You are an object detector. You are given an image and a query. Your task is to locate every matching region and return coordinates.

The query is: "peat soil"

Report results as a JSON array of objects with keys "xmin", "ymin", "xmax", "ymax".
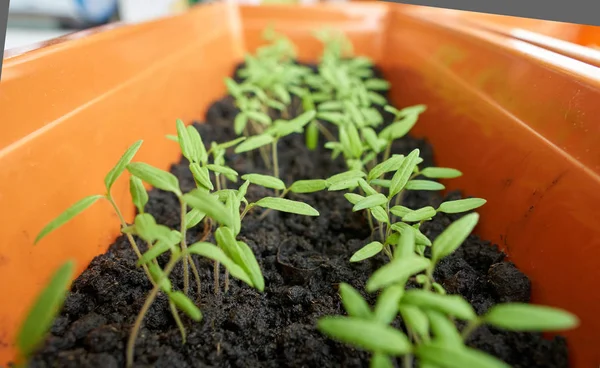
[{"xmin": 27, "ymin": 69, "xmax": 569, "ymax": 368}]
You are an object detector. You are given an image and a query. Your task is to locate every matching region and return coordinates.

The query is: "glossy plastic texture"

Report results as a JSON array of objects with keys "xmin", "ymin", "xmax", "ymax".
[
  {"xmin": 0, "ymin": 2, "xmax": 244, "ymax": 364},
  {"xmin": 1, "ymin": 2, "xmax": 599, "ymax": 367},
  {"xmin": 407, "ymin": 5, "xmax": 600, "ymax": 67},
  {"xmin": 411, "ymin": 5, "xmax": 600, "ymax": 49}
]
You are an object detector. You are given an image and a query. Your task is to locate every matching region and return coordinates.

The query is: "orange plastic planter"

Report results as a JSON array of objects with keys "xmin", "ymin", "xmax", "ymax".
[{"xmin": 1, "ymin": 2, "xmax": 599, "ymax": 366}]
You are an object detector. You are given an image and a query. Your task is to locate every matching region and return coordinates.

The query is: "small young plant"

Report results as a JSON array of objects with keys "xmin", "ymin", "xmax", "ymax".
[
  {"xmin": 318, "ymin": 215, "xmax": 580, "ymax": 368},
  {"xmin": 15, "ymin": 259, "xmax": 75, "ymax": 367},
  {"xmin": 234, "ymin": 110, "xmax": 317, "ymax": 183}
]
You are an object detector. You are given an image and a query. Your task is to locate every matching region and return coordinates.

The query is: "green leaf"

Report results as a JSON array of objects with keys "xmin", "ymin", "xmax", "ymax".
[
  {"xmin": 186, "ymin": 125, "xmax": 207, "ymax": 163},
  {"xmin": 176, "ymin": 119, "xmax": 196, "ymax": 163},
  {"xmin": 182, "ymin": 189, "xmax": 233, "ymax": 227},
  {"xmin": 370, "ymin": 353, "xmax": 394, "ymax": 368},
  {"xmin": 371, "ymin": 179, "xmax": 391, "ymax": 188},
  {"xmin": 384, "ymin": 105, "xmax": 399, "ymax": 115},
  {"xmin": 328, "ymin": 178, "xmax": 361, "ymax": 191},
  {"xmin": 35, "ymin": 195, "xmax": 103, "ymax": 244},
  {"xmin": 234, "ymin": 113, "xmax": 249, "ymax": 135},
  {"xmin": 374, "ymin": 285, "xmax": 404, "ymax": 324},
  {"xmin": 391, "ymin": 222, "xmax": 432, "ymax": 246},
  {"xmin": 104, "ymin": 140, "xmax": 143, "ymax": 192},
  {"xmin": 317, "ymin": 111, "xmax": 345, "ymax": 124},
  {"xmin": 399, "ymin": 305, "xmax": 430, "ymax": 340},
  {"xmin": 254, "ymin": 197, "xmax": 319, "ymax": 216},
  {"xmin": 415, "ymin": 344, "xmax": 510, "ymax": 368},
  {"xmin": 129, "ymin": 176, "xmax": 148, "ymax": 214},
  {"xmin": 189, "ymin": 163, "xmax": 214, "ymax": 190},
  {"xmin": 402, "ymin": 290, "xmax": 477, "ymax": 321},
  {"xmin": 420, "ymin": 167, "xmax": 462, "ymax": 179},
  {"xmin": 187, "ymin": 241, "xmax": 253, "ymax": 287},
  {"xmin": 350, "ymin": 241, "xmax": 383, "ymax": 262},
  {"xmin": 289, "ymin": 179, "xmax": 327, "ymax": 193},
  {"xmin": 185, "ymin": 208, "xmax": 206, "ymax": 230},
  {"xmin": 246, "ymin": 111, "xmax": 272, "ymax": 126},
  {"xmin": 379, "ymin": 115, "xmax": 419, "ymax": 142},
  {"xmin": 425, "ymin": 310, "xmax": 463, "ymax": 348},
  {"xmin": 289, "ymin": 109, "xmax": 317, "ymax": 128},
  {"xmin": 134, "ymin": 213, "xmax": 161, "ymax": 243},
  {"xmin": 402, "ymin": 206, "xmax": 437, "ymax": 222},
  {"xmin": 438, "ymin": 198, "xmax": 487, "ymax": 214},
  {"xmin": 169, "ymin": 291, "xmax": 202, "ymax": 321},
  {"xmin": 17, "ymin": 260, "xmax": 75, "ymax": 358},
  {"xmin": 432, "ymin": 283, "xmax": 446, "ymax": 295},
  {"xmin": 364, "ymin": 78, "xmax": 391, "ymax": 90},
  {"xmin": 366, "ymin": 255, "xmax": 430, "ymax": 292},
  {"xmin": 390, "ymin": 205, "xmax": 412, "ymax": 218},
  {"xmin": 318, "ymin": 100, "xmax": 343, "ymax": 111},
  {"xmin": 371, "ymin": 206, "xmax": 390, "ymax": 224},
  {"xmin": 237, "ymin": 240, "xmax": 265, "ymax": 292},
  {"xmin": 405, "ymin": 180, "xmax": 445, "ymax": 191},
  {"xmin": 225, "ymin": 77, "xmax": 242, "ymax": 98},
  {"xmin": 137, "ymin": 241, "xmax": 171, "ymax": 266},
  {"xmin": 483, "ymin": 303, "xmax": 579, "ymax": 331},
  {"xmin": 317, "ymin": 316, "xmax": 411, "ymax": 356},
  {"xmin": 397, "ymin": 104, "xmax": 427, "ymax": 118},
  {"xmin": 148, "ymin": 263, "xmax": 172, "ymax": 293},
  {"xmin": 353, "ymin": 193, "xmax": 387, "ymax": 212},
  {"xmin": 368, "ymin": 91, "xmax": 387, "ymax": 106},
  {"xmin": 216, "ymin": 136, "xmax": 247, "ymax": 150},
  {"xmin": 389, "ymin": 149, "xmax": 420, "ymax": 198},
  {"xmin": 368, "ymin": 155, "xmax": 405, "ymax": 182},
  {"xmin": 357, "ymin": 178, "xmax": 378, "ymax": 196},
  {"xmin": 241, "ymin": 173, "xmax": 286, "ymax": 190},
  {"xmin": 431, "ymin": 213, "xmax": 479, "ymax": 264},
  {"xmin": 362, "ymin": 127, "xmax": 386, "ymax": 153},
  {"xmin": 237, "ymin": 180, "xmax": 250, "ymax": 201},
  {"xmin": 234, "ymin": 134, "xmax": 274, "ymax": 153},
  {"xmin": 207, "ymin": 164, "xmax": 239, "ymax": 180},
  {"xmin": 166, "ymin": 134, "xmax": 179, "ymax": 142},
  {"xmin": 345, "ymin": 124, "xmax": 364, "ymax": 158},
  {"xmin": 344, "ymin": 193, "xmax": 365, "ymax": 205},
  {"xmin": 339, "ymin": 283, "xmax": 372, "ymax": 319},
  {"xmin": 127, "ymin": 162, "xmax": 181, "ymax": 196},
  {"xmin": 327, "ymin": 170, "xmax": 366, "ymax": 186},
  {"xmin": 393, "ymin": 225, "xmax": 416, "ymax": 259}
]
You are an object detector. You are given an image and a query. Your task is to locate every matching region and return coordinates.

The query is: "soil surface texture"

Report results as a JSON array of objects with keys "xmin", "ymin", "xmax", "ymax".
[{"xmin": 27, "ymin": 65, "xmax": 569, "ymax": 368}]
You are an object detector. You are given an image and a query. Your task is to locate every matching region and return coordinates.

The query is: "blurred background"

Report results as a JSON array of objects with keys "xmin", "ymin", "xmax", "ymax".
[{"xmin": 4, "ymin": 0, "xmax": 220, "ymax": 50}]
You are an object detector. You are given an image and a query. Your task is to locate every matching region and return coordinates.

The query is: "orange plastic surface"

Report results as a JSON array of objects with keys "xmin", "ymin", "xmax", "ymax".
[{"xmin": 1, "ymin": 2, "xmax": 600, "ymax": 367}]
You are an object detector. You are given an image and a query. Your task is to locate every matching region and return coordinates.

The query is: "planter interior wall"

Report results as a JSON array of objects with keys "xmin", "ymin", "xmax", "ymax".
[{"xmin": 1, "ymin": 2, "xmax": 599, "ymax": 366}]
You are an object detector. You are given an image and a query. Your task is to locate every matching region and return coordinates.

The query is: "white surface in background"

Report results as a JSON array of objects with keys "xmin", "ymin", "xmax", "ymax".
[
  {"xmin": 4, "ymin": 27, "xmax": 72, "ymax": 50},
  {"xmin": 118, "ymin": 0, "xmax": 187, "ymax": 23}
]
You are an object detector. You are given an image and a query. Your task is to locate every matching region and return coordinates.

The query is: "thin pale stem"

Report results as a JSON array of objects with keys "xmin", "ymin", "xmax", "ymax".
[
  {"xmin": 169, "ymin": 299, "xmax": 186, "ymax": 344},
  {"xmin": 224, "ymin": 269, "xmax": 230, "ymax": 293},
  {"xmin": 461, "ymin": 319, "xmax": 482, "ymax": 341},
  {"xmin": 249, "ymin": 120, "xmax": 272, "ymax": 170},
  {"xmin": 215, "ymin": 174, "xmax": 222, "ymax": 192},
  {"xmin": 126, "ymin": 255, "xmax": 179, "ymax": 368},
  {"xmin": 383, "ymin": 143, "xmax": 392, "ymax": 162},
  {"xmin": 272, "ymin": 139, "xmax": 280, "ymax": 181},
  {"xmin": 403, "ymin": 354, "xmax": 413, "ymax": 368},
  {"xmin": 367, "ymin": 211, "xmax": 375, "ymax": 237},
  {"xmin": 214, "ymin": 261, "xmax": 220, "ymax": 295},
  {"xmin": 317, "ymin": 122, "xmax": 337, "ymax": 142},
  {"xmin": 189, "ymin": 257, "xmax": 202, "ymax": 302},
  {"xmin": 179, "ymin": 199, "xmax": 190, "ymax": 295},
  {"xmin": 107, "ymin": 195, "xmax": 154, "ymax": 285},
  {"xmin": 240, "ymin": 203, "xmax": 255, "ymax": 221}
]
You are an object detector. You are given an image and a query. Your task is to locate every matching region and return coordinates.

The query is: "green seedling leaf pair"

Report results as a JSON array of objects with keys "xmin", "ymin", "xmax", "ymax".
[{"xmin": 35, "ymin": 139, "xmax": 145, "ymax": 245}]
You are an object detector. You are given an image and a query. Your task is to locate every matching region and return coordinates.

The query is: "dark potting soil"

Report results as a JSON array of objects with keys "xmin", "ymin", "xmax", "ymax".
[{"xmin": 26, "ymin": 65, "xmax": 569, "ymax": 368}]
